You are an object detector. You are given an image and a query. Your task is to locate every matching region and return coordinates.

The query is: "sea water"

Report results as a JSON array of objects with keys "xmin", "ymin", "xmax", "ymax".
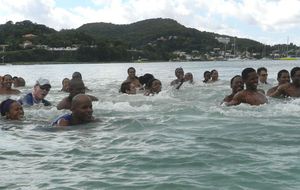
[{"xmin": 0, "ymin": 60, "xmax": 300, "ymax": 189}]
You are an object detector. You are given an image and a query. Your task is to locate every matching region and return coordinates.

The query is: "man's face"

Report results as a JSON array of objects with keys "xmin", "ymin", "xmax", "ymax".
[
  {"xmin": 231, "ymin": 77, "xmax": 244, "ymax": 93},
  {"xmin": 175, "ymin": 69, "xmax": 184, "ymax": 79},
  {"xmin": 70, "ymin": 85, "xmax": 85, "ymax": 98},
  {"xmin": 7, "ymin": 102, "xmax": 24, "ymax": 120},
  {"xmin": 128, "ymin": 69, "xmax": 136, "ymax": 79},
  {"xmin": 292, "ymin": 70, "xmax": 300, "ymax": 86},
  {"xmin": 244, "ymin": 72, "xmax": 258, "ymax": 90},
  {"xmin": 151, "ymin": 80, "xmax": 162, "ymax": 93},
  {"xmin": 278, "ymin": 72, "xmax": 290, "ymax": 85},
  {"xmin": 126, "ymin": 83, "xmax": 137, "ymax": 94},
  {"xmin": 2, "ymin": 75, "xmax": 13, "ymax": 88},
  {"xmin": 73, "ymin": 98, "xmax": 93, "ymax": 122},
  {"xmin": 211, "ymin": 71, "xmax": 218, "ymax": 80},
  {"xmin": 34, "ymin": 85, "xmax": 50, "ymax": 100},
  {"xmin": 258, "ymin": 70, "xmax": 268, "ymax": 83}
]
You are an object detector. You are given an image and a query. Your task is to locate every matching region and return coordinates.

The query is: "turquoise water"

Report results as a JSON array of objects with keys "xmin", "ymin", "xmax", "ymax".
[{"xmin": 1, "ymin": 60, "xmax": 300, "ymax": 189}]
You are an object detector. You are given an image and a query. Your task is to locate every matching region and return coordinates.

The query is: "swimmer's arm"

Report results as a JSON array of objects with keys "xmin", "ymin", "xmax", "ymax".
[
  {"xmin": 56, "ymin": 118, "xmax": 70, "ymax": 127},
  {"xmin": 266, "ymin": 87, "xmax": 276, "ymax": 96},
  {"xmin": 225, "ymin": 92, "xmax": 242, "ymax": 106},
  {"xmin": 56, "ymin": 98, "xmax": 67, "ymax": 110},
  {"xmin": 269, "ymin": 84, "xmax": 288, "ymax": 98}
]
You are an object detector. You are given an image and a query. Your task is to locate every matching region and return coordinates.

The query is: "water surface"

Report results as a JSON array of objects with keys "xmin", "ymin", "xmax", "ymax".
[{"xmin": 1, "ymin": 60, "xmax": 300, "ymax": 189}]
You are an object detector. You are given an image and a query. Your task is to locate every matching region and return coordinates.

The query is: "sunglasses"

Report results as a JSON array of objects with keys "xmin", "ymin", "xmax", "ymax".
[{"xmin": 39, "ymin": 85, "xmax": 51, "ymax": 91}]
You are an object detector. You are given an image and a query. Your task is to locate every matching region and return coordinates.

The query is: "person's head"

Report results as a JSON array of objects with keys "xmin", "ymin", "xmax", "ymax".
[
  {"xmin": 61, "ymin": 78, "xmax": 70, "ymax": 92},
  {"xmin": 257, "ymin": 67, "xmax": 268, "ymax": 83},
  {"xmin": 139, "ymin": 73, "xmax": 154, "ymax": 86},
  {"xmin": 230, "ymin": 75, "xmax": 244, "ymax": 93},
  {"xmin": 127, "ymin": 67, "xmax": 136, "ymax": 79},
  {"xmin": 210, "ymin": 70, "xmax": 219, "ymax": 81},
  {"xmin": 72, "ymin": 72, "xmax": 82, "ymax": 80},
  {"xmin": 175, "ymin": 67, "xmax": 184, "ymax": 80},
  {"xmin": 0, "ymin": 99, "xmax": 24, "ymax": 120},
  {"xmin": 12, "ymin": 76, "xmax": 18, "ymax": 86},
  {"xmin": 69, "ymin": 79, "xmax": 86, "ymax": 99},
  {"xmin": 2, "ymin": 74, "xmax": 13, "ymax": 89},
  {"xmin": 203, "ymin": 71, "xmax": 211, "ymax": 82},
  {"xmin": 148, "ymin": 78, "xmax": 162, "ymax": 94},
  {"xmin": 184, "ymin": 72, "xmax": 193, "ymax": 83},
  {"xmin": 277, "ymin": 69, "xmax": 290, "ymax": 85},
  {"xmin": 17, "ymin": 77, "xmax": 25, "ymax": 87},
  {"xmin": 290, "ymin": 67, "xmax": 300, "ymax": 86},
  {"xmin": 120, "ymin": 81, "xmax": 137, "ymax": 94},
  {"xmin": 71, "ymin": 94, "xmax": 93, "ymax": 123},
  {"xmin": 242, "ymin": 68, "xmax": 258, "ymax": 90},
  {"xmin": 33, "ymin": 78, "xmax": 51, "ymax": 100},
  {"xmin": 13, "ymin": 77, "xmax": 25, "ymax": 87}
]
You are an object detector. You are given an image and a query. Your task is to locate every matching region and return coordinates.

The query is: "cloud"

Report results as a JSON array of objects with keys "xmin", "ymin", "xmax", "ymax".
[{"xmin": 1, "ymin": 0, "xmax": 300, "ymax": 44}]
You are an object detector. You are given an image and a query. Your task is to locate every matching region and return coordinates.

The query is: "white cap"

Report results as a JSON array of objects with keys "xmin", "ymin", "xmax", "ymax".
[{"xmin": 36, "ymin": 78, "xmax": 51, "ymax": 87}]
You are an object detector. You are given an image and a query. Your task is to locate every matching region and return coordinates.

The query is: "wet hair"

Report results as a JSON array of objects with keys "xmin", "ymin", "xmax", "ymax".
[
  {"xmin": 17, "ymin": 77, "xmax": 25, "ymax": 86},
  {"xmin": 62, "ymin": 78, "xmax": 70, "ymax": 85},
  {"xmin": 290, "ymin": 67, "xmax": 300, "ymax": 77},
  {"xmin": 242, "ymin": 68, "xmax": 256, "ymax": 80},
  {"xmin": 72, "ymin": 72, "xmax": 82, "ymax": 79},
  {"xmin": 127, "ymin": 67, "xmax": 135, "ymax": 73},
  {"xmin": 203, "ymin": 71, "xmax": 210, "ymax": 77},
  {"xmin": 175, "ymin": 67, "xmax": 183, "ymax": 73},
  {"xmin": 3, "ymin": 74, "xmax": 12, "ymax": 80},
  {"xmin": 277, "ymin": 69, "xmax": 289, "ymax": 79},
  {"xmin": 120, "ymin": 81, "xmax": 132, "ymax": 93},
  {"xmin": 211, "ymin": 69, "xmax": 217, "ymax": 74},
  {"xmin": 139, "ymin": 73, "xmax": 154, "ymax": 86},
  {"xmin": 257, "ymin": 67, "xmax": 267, "ymax": 75},
  {"xmin": 146, "ymin": 78, "xmax": 161, "ymax": 89},
  {"xmin": 230, "ymin": 75, "xmax": 242, "ymax": 85},
  {"xmin": 0, "ymin": 99, "xmax": 16, "ymax": 116}
]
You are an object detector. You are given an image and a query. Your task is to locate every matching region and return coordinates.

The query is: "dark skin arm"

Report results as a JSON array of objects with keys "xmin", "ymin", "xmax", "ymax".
[{"xmin": 226, "ymin": 92, "xmax": 243, "ymax": 106}]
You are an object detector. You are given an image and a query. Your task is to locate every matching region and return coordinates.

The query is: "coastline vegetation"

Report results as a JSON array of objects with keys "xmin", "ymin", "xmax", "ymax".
[{"xmin": 0, "ymin": 19, "xmax": 299, "ymax": 64}]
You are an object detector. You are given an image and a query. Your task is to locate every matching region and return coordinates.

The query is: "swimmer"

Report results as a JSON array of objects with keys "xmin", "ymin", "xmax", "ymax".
[
  {"xmin": 0, "ymin": 99, "xmax": 24, "ymax": 120},
  {"xmin": 139, "ymin": 73, "xmax": 154, "ymax": 90},
  {"xmin": 267, "ymin": 69, "xmax": 290, "ymax": 97},
  {"xmin": 57, "ymin": 79, "xmax": 98, "ymax": 110},
  {"xmin": 171, "ymin": 67, "xmax": 184, "ymax": 86},
  {"xmin": 18, "ymin": 78, "xmax": 51, "ymax": 106},
  {"xmin": 120, "ymin": 81, "xmax": 137, "ymax": 94},
  {"xmin": 72, "ymin": 72, "xmax": 82, "ymax": 80},
  {"xmin": 0, "ymin": 74, "xmax": 21, "ymax": 95},
  {"xmin": 223, "ymin": 75, "xmax": 244, "ymax": 103},
  {"xmin": 144, "ymin": 79, "xmax": 162, "ymax": 96},
  {"xmin": 257, "ymin": 67, "xmax": 269, "ymax": 84},
  {"xmin": 226, "ymin": 68, "xmax": 268, "ymax": 106},
  {"xmin": 61, "ymin": 78, "xmax": 70, "ymax": 92},
  {"xmin": 52, "ymin": 94, "xmax": 95, "ymax": 127},
  {"xmin": 124, "ymin": 67, "xmax": 142, "ymax": 89},
  {"xmin": 184, "ymin": 72, "xmax": 194, "ymax": 84},
  {"xmin": 269, "ymin": 67, "xmax": 300, "ymax": 98},
  {"xmin": 208, "ymin": 70, "xmax": 219, "ymax": 83},
  {"xmin": 203, "ymin": 71, "xmax": 211, "ymax": 83}
]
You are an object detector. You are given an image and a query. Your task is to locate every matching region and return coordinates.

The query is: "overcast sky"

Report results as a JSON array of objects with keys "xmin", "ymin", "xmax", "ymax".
[{"xmin": 1, "ymin": 0, "xmax": 300, "ymax": 45}]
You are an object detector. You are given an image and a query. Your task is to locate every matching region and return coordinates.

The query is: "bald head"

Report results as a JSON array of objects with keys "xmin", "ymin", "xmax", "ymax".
[{"xmin": 71, "ymin": 94, "xmax": 91, "ymax": 109}]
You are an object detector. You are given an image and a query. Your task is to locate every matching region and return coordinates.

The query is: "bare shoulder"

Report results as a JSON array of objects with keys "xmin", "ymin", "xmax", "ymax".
[{"xmin": 57, "ymin": 118, "xmax": 70, "ymax": 127}]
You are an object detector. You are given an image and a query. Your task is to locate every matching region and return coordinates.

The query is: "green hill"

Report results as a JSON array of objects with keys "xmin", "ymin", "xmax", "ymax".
[{"xmin": 0, "ymin": 18, "xmax": 274, "ymax": 62}]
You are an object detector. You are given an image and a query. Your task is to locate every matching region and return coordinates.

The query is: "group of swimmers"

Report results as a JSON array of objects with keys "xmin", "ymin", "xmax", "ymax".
[
  {"xmin": 0, "ymin": 72, "xmax": 97, "ymax": 127},
  {"xmin": 119, "ymin": 66, "xmax": 300, "ymax": 107},
  {"xmin": 0, "ymin": 66, "xmax": 300, "ymax": 127}
]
